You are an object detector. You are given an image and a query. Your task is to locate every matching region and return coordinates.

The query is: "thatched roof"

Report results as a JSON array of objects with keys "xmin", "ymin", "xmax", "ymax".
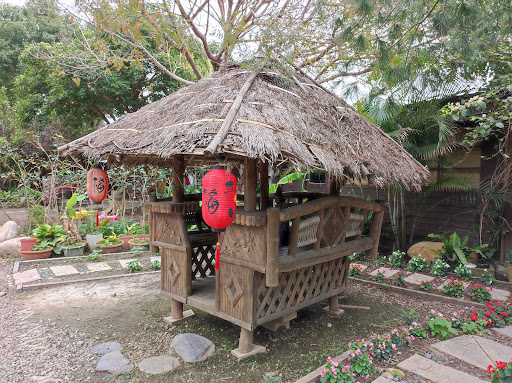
[{"xmin": 58, "ymin": 65, "xmax": 428, "ymax": 190}]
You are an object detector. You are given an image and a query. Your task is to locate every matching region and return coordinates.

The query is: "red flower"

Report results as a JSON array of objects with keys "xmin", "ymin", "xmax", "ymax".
[
  {"xmin": 488, "ymin": 365, "xmax": 496, "ymax": 374},
  {"xmin": 485, "ymin": 312, "xmax": 491, "ymax": 316},
  {"xmin": 496, "ymin": 361, "xmax": 508, "ymax": 369}
]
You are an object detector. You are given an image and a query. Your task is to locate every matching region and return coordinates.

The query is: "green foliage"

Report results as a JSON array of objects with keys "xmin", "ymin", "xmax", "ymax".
[
  {"xmin": 400, "ymin": 308, "xmax": 420, "ymax": 325},
  {"xmin": 374, "ymin": 256, "xmax": 386, "ymax": 266},
  {"xmin": 31, "ymin": 223, "xmax": 66, "ymax": 253},
  {"xmin": 407, "ymin": 256, "xmax": 428, "ymax": 272},
  {"xmin": 442, "ymin": 278, "xmax": 465, "ymax": 298},
  {"xmin": 480, "ymin": 269, "xmax": 497, "ymax": 286},
  {"xmin": 461, "ymin": 320, "xmax": 485, "ymax": 335},
  {"xmin": 96, "ymin": 235, "xmax": 122, "ymax": 248},
  {"xmin": 428, "ymin": 232, "xmax": 488, "ymax": 266},
  {"xmin": 430, "ymin": 258, "xmax": 450, "ymax": 276},
  {"xmin": 454, "ymin": 263, "xmax": 473, "ymax": 281},
  {"xmin": 419, "ymin": 281, "xmax": 434, "ymax": 291},
  {"xmin": 468, "ymin": 283, "xmax": 492, "ymax": 303},
  {"xmin": 320, "ymin": 359, "xmax": 355, "ymax": 383},
  {"xmin": 33, "ymin": 242, "xmax": 52, "ymax": 251},
  {"xmin": 269, "ymin": 171, "xmax": 307, "ymax": 194},
  {"xmin": 488, "ymin": 361, "xmax": 512, "ymax": 383},
  {"xmin": 374, "ymin": 271, "xmax": 385, "ymax": 282},
  {"xmin": 86, "ymin": 251, "xmax": 102, "ymax": 262},
  {"xmin": 348, "ymin": 264, "xmax": 363, "ymax": 277},
  {"xmin": 408, "ymin": 322, "xmax": 427, "ymax": 339},
  {"xmin": 370, "ymin": 334, "xmax": 395, "ymax": 360},
  {"xmin": 348, "ymin": 340, "xmax": 376, "ymax": 376},
  {"xmin": 394, "ymin": 272, "xmax": 405, "ymax": 286},
  {"xmin": 426, "ymin": 315, "xmax": 458, "ymax": 340},
  {"xmin": 150, "ymin": 260, "xmax": 161, "ymax": 270},
  {"xmin": 349, "ymin": 251, "xmax": 366, "ymax": 262},
  {"xmin": 388, "ymin": 250, "xmax": 404, "ymax": 268},
  {"xmin": 127, "ymin": 259, "xmax": 143, "ymax": 273}
]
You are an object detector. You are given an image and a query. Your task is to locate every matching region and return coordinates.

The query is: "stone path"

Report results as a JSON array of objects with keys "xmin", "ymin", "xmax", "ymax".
[
  {"xmin": 369, "ymin": 267, "xmax": 399, "ymax": 279},
  {"xmin": 371, "ymin": 326, "xmax": 512, "ymax": 383}
]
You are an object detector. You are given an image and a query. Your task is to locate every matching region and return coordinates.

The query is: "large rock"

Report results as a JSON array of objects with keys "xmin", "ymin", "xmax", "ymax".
[
  {"xmin": 0, "ymin": 237, "xmax": 28, "ymax": 257},
  {"xmin": 407, "ymin": 241, "xmax": 444, "ymax": 263},
  {"xmin": 91, "ymin": 341, "xmax": 123, "ymax": 355},
  {"xmin": 0, "ymin": 221, "xmax": 19, "ymax": 243},
  {"xmin": 139, "ymin": 355, "xmax": 180, "ymax": 374},
  {"xmin": 96, "ymin": 351, "xmax": 133, "ymax": 375},
  {"xmin": 170, "ymin": 333, "xmax": 215, "ymax": 363}
]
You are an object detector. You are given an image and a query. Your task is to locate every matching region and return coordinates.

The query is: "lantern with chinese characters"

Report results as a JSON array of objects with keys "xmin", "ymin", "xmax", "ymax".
[
  {"xmin": 202, "ymin": 166, "xmax": 237, "ymax": 270},
  {"xmin": 87, "ymin": 166, "xmax": 109, "ymax": 203}
]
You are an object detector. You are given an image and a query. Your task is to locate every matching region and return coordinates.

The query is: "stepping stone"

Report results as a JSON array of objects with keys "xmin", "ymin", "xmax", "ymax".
[
  {"xmin": 96, "ymin": 351, "xmax": 133, "ymax": 375},
  {"xmin": 437, "ymin": 279, "xmax": 469, "ymax": 291},
  {"xmin": 398, "ymin": 354, "xmax": 486, "ymax": 383},
  {"xmin": 91, "ymin": 341, "xmax": 123, "ymax": 355},
  {"xmin": 432, "ymin": 335, "xmax": 512, "ymax": 371},
  {"xmin": 349, "ymin": 263, "xmax": 367, "ymax": 271},
  {"xmin": 490, "ymin": 287, "xmax": 510, "ymax": 302},
  {"xmin": 119, "ymin": 259, "xmax": 137, "ymax": 268},
  {"xmin": 139, "ymin": 355, "xmax": 180, "ymax": 375},
  {"xmin": 404, "ymin": 273, "xmax": 434, "ymax": 285},
  {"xmin": 13, "ymin": 269, "xmax": 41, "ymax": 284},
  {"xmin": 86, "ymin": 262, "xmax": 112, "ymax": 272},
  {"xmin": 50, "ymin": 265, "xmax": 79, "ymax": 277},
  {"xmin": 371, "ymin": 377, "xmax": 394, "ymax": 383},
  {"xmin": 369, "ymin": 267, "xmax": 398, "ymax": 279},
  {"xmin": 494, "ymin": 326, "xmax": 512, "ymax": 338},
  {"xmin": 150, "ymin": 256, "xmax": 161, "ymax": 263},
  {"xmin": 170, "ymin": 333, "xmax": 215, "ymax": 363}
]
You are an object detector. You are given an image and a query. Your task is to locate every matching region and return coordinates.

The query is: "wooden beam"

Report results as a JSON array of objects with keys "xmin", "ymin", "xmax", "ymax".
[
  {"xmin": 366, "ymin": 200, "xmax": 386, "ymax": 258},
  {"xmin": 244, "ymin": 158, "xmax": 257, "ymax": 211},
  {"xmin": 204, "ymin": 72, "xmax": 259, "ymax": 157},
  {"xmin": 259, "ymin": 160, "xmax": 269, "ymax": 210},
  {"xmin": 266, "ymin": 208, "xmax": 280, "ymax": 287},
  {"xmin": 172, "ymin": 155, "xmax": 185, "ymax": 203},
  {"xmin": 148, "ymin": 195, "xmax": 158, "ymax": 253}
]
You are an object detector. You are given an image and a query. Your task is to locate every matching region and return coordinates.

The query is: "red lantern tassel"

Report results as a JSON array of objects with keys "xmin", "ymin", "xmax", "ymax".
[
  {"xmin": 96, "ymin": 211, "xmax": 99, "ymax": 226},
  {"xmin": 215, "ymin": 233, "xmax": 220, "ymax": 270}
]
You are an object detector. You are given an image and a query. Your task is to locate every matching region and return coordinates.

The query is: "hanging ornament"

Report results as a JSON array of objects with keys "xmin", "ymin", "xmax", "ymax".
[
  {"xmin": 202, "ymin": 166, "xmax": 237, "ymax": 270},
  {"xmin": 87, "ymin": 166, "xmax": 109, "ymax": 203}
]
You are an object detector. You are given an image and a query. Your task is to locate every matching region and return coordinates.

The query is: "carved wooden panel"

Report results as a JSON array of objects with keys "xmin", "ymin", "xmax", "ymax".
[
  {"xmin": 255, "ymin": 256, "xmax": 348, "ymax": 322},
  {"xmin": 321, "ymin": 207, "xmax": 349, "ymax": 247},
  {"xmin": 220, "ymin": 224, "xmax": 266, "ymax": 269},
  {"xmin": 154, "ymin": 213, "xmax": 184, "ymax": 245},
  {"xmin": 219, "ymin": 263, "xmax": 253, "ymax": 325},
  {"xmin": 161, "ymin": 247, "xmax": 191, "ymax": 298}
]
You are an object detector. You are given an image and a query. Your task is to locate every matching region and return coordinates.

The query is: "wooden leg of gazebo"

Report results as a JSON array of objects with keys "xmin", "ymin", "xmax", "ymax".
[
  {"xmin": 163, "ymin": 299, "xmax": 195, "ymax": 325},
  {"xmin": 231, "ymin": 328, "xmax": 266, "ymax": 360},
  {"xmin": 323, "ymin": 295, "xmax": 345, "ymax": 317}
]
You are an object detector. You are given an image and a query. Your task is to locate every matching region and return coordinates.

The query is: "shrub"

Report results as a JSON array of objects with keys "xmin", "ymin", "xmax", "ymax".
[
  {"xmin": 375, "ymin": 270, "xmax": 385, "ymax": 282},
  {"xmin": 407, "ymin": 256, "xmax": 428, "ymax": 272},
  {"xmin": 127, "ymin": 259, "xmax": 143, "ymax": 273},
  {"xmin": 370, "ymin": 333, "xmax": 395, "ymax": 360},
  {"xmin": 390, "ymin": 328, "xmax": 410, "ymax": 347},
  {"xmin": 431, "ymin": 258, "xmax": 450, "ymax": 276},
  {"xmin": 320, "ymin": 357, "xmax": 356, "ymax": 383},
  {"xmin": 468, "ymin": 283, "xmax": 493, "ymax": 303},
  {"xmin": 348, "ymin": 340, "xmax": 376, "ymax": 376},
  {"xmin": 419, "ymin": 280, "xmax": 433, "ymax": 291},
  {"xmin": 388, "ymin": 250, "xmax": 405, "ymax": 268},
  {"xmin": 426, "ymin": 311, "xmax": 458, "ymax": 340},
  {"xmin": 454, "ymin": 263, "xmax": 472, "ymax": 280},
  {"xmin": 442, "ymin": 278, "xmax": 465, "ymax": 298},
  {"xmin": 408, "ymin": 322, "xmax": 427, "ymax": 339},
  {"xmin": 151, "ymin": 260, "xmax": 161, "ymax": 270},
  {"xmin": 349, "ymin": 251, "xmax": 366, "ymax": 262},
  {"xmin": 400, "ymin": 308, "xmax": 420, "ymax": 325},
  {"xmin": 481, "ymin": 269, "xmax": 496, "ymax": 286},
  {"xmin": 349, "ymin": 264, "xmax": 363, "ymax": 277},
  {"xmin": 394, "ymin": 272, "xmax": 405, "ymax": 286}
]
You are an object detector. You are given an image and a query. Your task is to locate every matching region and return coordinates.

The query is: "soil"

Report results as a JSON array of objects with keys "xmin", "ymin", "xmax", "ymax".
[{"xmin": 0, "ymin": 251, "xmax": 494, "ymax": 383}]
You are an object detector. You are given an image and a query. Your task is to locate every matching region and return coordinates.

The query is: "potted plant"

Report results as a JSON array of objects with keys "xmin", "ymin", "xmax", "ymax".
[
  {"xmin": 19, "ymin": 242, "xmax": 53, "ymax": 260},
  {"xmin": 95, "ymin": 234, "xmax": 124, "ymax": 254},
  {"xmin": 124, "ymin": 222, "xmax": 150, "ymax": 251},
  {"xmin": 30, "ymin": 223, "xmax": 67, "ymax": 255},
  {"xmin": 19, "ymin": 237, "xmax": 37, "ymax": 251},
  {"xmin": 85, "ymin": 211, "xmax": 117, "ymax": 250},
  {"xmin": 61, "ymin": 193, "xmax": 88, "ymax": 257}
]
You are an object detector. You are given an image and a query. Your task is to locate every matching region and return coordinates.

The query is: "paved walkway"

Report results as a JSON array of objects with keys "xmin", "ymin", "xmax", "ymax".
[{"xmin": 371, "ymin": 326, "xmax": 512, "ymax": 382}]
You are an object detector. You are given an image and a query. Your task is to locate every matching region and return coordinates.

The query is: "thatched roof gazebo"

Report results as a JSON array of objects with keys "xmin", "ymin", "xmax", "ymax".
[{"xmin": 58, "ymin": 65, "xmax": 428, "ymax": 359}]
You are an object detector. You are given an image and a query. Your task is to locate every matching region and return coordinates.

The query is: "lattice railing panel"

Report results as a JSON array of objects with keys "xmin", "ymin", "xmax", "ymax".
[
  {"xmin": 255, "ymin": 257, "xmax": 347, "ymax": 320},
  {"xmin": 191, "ymin": 244, "xmax": 216, "ymax": 279}
]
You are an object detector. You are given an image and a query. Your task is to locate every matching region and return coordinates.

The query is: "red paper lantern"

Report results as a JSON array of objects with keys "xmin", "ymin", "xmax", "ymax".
[
  {"xmin": 202, "ymin": 166, "xmax": 237, "ymax": 270},
  {"xmin": 87, "ymin": 166, "xmax": 109, "ymax": 203}
]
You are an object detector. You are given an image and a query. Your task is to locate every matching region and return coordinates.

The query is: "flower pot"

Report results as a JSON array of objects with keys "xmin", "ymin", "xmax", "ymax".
[
  {"xmin": 118, "ymin": 235, "xmax": 134, "ymax": 250},
  {"xmin": 19, "ymin": 247, "xmax": 53, "ymax": 261},
  {"xmin": 86, "ymin": 233, "xmax": 103, "ymax": 250},
  {"xmin": 61, "ymin": 241, "xmax": 86, "ymax": 257},
  {"xmin": 128, "ymin": 239, "xmax": 150, "ymax": 251},
  {"xmin": 20, "ymin": 238, "xmax": 37, "ymax": 251},
  {"xmin": 95, "ymin": 240, "xmax": 125, "ymax": 254}
]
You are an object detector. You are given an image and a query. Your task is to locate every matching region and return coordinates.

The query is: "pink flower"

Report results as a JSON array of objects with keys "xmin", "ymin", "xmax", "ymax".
[
  {"xmin": 333, "ymin": 360, "xmax": 339, "ymax": 367},
  {"xmin": 355, "ymin": 348, "xmax": 362, "ymax": 356},
  {"xmin": 392, "ymin": 344, "xmax": 397, "ymax": 350}
]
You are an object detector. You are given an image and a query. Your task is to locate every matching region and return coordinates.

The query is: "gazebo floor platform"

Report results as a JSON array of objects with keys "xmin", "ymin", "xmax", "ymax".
[{"xmin": 188, "ymin": 276, "xmax": 216, "ymax": 313}]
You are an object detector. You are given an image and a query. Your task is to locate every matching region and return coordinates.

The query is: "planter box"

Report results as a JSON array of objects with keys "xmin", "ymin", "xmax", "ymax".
[
  {"xmin": 96, "ymin": 240, "xmax": 125, "ymax": 254},
  {"xmin": 19, "ymin": 247, "xmax": 53, "ymax": 261},
  {"xmin": 61, "ymin": 241, "xmax": 86, "ymax": 257}
]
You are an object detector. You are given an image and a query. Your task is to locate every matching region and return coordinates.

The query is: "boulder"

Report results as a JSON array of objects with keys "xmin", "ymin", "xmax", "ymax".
[
  {"xmin": 91, "ymin": 341, "xmax": 123, "ymax": 355},
  {"xmin": 0, "ymin": 237, "xmax": 28, "ymax": 257},
  {"xmin": 139, "ymin": 355, "xmax": 180, "ymax": 374},
  {"xmin": 407, "ymin": 241, "xmax": 444, "ymax": 263},
  {"xmin": 0, "ymin": 221, "xmax": 19, "ymax": 243},
  {"xmin": 170, "ymin": 333, "xmax": 215, "ymax": 363},
  {"xmin": 96, "ymin": 351, "xmax": 133, "ymax": 375}
]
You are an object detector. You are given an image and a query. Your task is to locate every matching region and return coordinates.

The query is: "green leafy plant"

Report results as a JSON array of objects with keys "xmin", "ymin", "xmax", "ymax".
[
  {"xmin": 32, "ymin": 243, "xmax": 52, "ymax": 251},
  {"xmin": 262, "ymin": 372, "xmax": 282, "ymax": 383},
  {"xmin": 86, "ymin": 250, "xmax": 102, "ymax": 262},
  {"xmin": 96, "ymin": 235, "xmax": 122, "ymax": 248},
  {"xmin": 127, "ymin": 259, "xmax": 143, "ymax": 273},
  {"xmin": 428, "ymin": 232, "xmax": 488, "ymax": 266},
  {"xmin": 348, "ymin": 340, "xmax": 376, "ymax": 376},
  {"xmin": 320, "ymin": 357, "xmax": 356, "ymax": 383},
  {"xmin": 374, "ymin": 256, "xmax": 386, "ymax": 266},
  {"xmin": 408, "ymin": 322, "xmax": 427, "ymax": 339},
  {"xmin": 349, "ymin": 251, "xmax": 366, "ymax": 262},
  {"xmin": 31, "ymin": 223, "xmax": 67, "ymax": 254},
  {"xmin": 388, "ymin": 250, "xmax": 405, "ymax": 268},
  {"xmin": 481, "ymin": 269, "xmax": 496, "ymax": 286},
  {"xmin": 390, "ymin": 328, "xmax": 410, "ymax": 347},
  {"xmin": 431, "ymin": 258, "xmax": 450, "ymax": 276},
  {"xmin": 349, "ymin": 264, "xmax": 363, "ymax": 277},
  {"xmin": 131, "ymin": 246, "xmax": 145, "ymax": 257},
  {"xmin": 468, "ymin": 283, "xmax": 493, "ymax": 303},
  {"xmin": 442, "ymin": 277, "xmax": 465, "ymax": 298},
  {"xmin": 370, "ymin": 333, "xmax": 395, "ymax": 360},
  {"xmin": 407, "ymin": 256, "xmax": 428, "ymax": 272},
  {"xmin": 151, "ymin": 260, "xmax": 161, "ymax": 270},
  {"xmin": 461, "ymin": 320, "xmax": 486, "ymax": 334},
  {"xmin": 374, "ymin": 270, "xmax": 385, "ymax": 282},
  {"xmin": 454, "ymin": 263, "xmax": 472, "ymax": 280},
  {"xmin": 488, "ymin": 361, "xmax": 512, "ymax": 383},
  {"xmin": 419, "ymin": 280, "xmax": 434, "ymax": 291},
  {"xmin": 426, "ymin": 311, "xmax": 458, "ymax": 340},
  {"xmin": 394, "ymin": 272, "xmax": 405, "ymax": 286},
  {"xmin": 400, "ymin": 308, "xmax": 420, "ymax": 325}
]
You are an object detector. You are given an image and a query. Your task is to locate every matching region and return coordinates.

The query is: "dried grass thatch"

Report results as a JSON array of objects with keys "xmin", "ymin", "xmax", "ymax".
[{"xmin": 58, "ymin": 65, "xmax": 428, "ymax": 190}]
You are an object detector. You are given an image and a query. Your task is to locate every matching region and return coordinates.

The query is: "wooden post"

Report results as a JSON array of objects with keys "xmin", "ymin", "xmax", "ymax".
[
  {"xmin": 172, "ymin": 155, "xmax": 184, "ymax": 203},
  {"xmin": 259, "ymin": 160, "xmax": 269, "ymax": 211},
  {"xmin": 366, "ymin": 200, "xmax": 386, "ymax": 258},
  {"xmin": 329, "ymin": 295, "xmax": 339, "ymax": 311},
  {"xmin": 171, "ymin": 299, "xmax": 183, "ymax": 320},
  {"xmin": 314, "ymin": 208, "xmax": 324, "ymax": 250},
  {"xmin": 329, "ymin": 176, "xmax": 341, "ymax": 196},
  {"xmin": 288, "ymin": 217, "xmax": 300, "ymax": 256},
  {"xmin": 239, "ymin": 328, "xmax": 253, "ymax": 354},
  {"xmin": 266, "ymin": 207, "xmax": 280, "ymax": 287},
  {"xmin": 148, "ymin": 195, "xmax": 158, "ymax": 254},
  {"xmin": 244, "ymin": 158, "xmax": 257, "ymax": 211}
]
